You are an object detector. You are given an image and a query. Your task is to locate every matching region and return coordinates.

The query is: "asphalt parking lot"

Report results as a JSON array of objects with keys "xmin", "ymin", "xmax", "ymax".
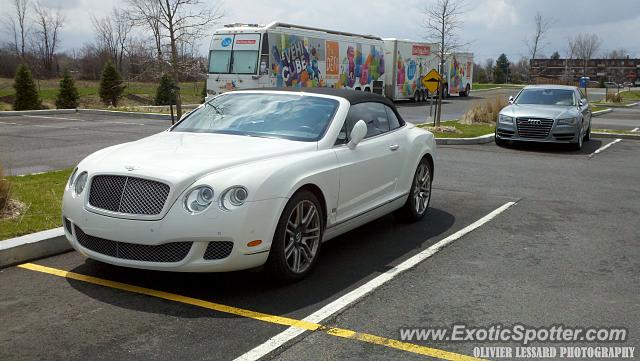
[
  {"xmin": 0, "ymin": 112, "xmax": 171, "ymax": 175},
  {"xmin": 2, "ymin": 115, "xmax": 639, "ymax": 360}
]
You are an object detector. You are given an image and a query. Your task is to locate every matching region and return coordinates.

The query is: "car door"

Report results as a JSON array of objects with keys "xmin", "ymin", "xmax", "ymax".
[{"xmin": 333, "ymin": 102, "xmax": 407, "ymax": 223}]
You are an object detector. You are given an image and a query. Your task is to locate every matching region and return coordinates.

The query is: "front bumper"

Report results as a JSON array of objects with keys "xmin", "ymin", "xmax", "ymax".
[
  {"xmin": 62, "ymin": 191, "xmax": 287, "ymax": 272},
  {"xmin": 496, "ymin": 120, "xmax": 581, "ymax": 143}
]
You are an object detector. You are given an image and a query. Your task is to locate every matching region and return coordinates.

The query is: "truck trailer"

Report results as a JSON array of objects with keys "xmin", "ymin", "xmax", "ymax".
[
  {"xmin": 206, "ymin": 22, "xmax": 386, "ymax": 98},
  {"xmin": 382, "ymin": 39, "xmax": 440, "ymax": 101},
  {"xmin": 441, "ymin": 52, "xmax": 474, "ymax": 98}
]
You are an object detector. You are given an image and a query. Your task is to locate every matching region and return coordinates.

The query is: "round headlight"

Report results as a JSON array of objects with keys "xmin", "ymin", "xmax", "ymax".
[
  {"xmin": 74, "ymin": 172, "xmax": 88, "ymax": 195},
  {"xmin": 67, "ymin": 168, "xmax": 78, "ymax": 190},
  {"xmin": 220, "ymin": 186, "xmax": 248, "ymax": 211},
  {"xmin": 184, "ymin": 185, "xmax": 214, "ymax": 214}
]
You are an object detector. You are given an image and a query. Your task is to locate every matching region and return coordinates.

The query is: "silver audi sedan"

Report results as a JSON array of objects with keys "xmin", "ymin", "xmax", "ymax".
[{"xmin": 495, "ymin": 85, "xmax": 592, "ymax": 150}]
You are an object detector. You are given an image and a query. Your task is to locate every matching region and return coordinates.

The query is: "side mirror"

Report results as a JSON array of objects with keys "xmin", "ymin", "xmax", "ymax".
[
  {"xmin": 348, "ymin": 120, "xmax": 367, "ymax": 149},
  {"xmin": 508, "ymin": 96, "xmax": 514, "ymax": 104},
  {"xmin": 579, "ymin": 99, "xmax": 585, "ymax": 107}
]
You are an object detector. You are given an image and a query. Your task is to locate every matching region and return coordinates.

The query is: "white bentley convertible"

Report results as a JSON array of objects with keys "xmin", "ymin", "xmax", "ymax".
[{"xmin": 62, "ymin": 89, "xmax": 436, "ymax": 281}]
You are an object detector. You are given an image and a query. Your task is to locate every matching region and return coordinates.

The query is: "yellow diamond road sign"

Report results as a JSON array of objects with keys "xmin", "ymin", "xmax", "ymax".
[{"xmin": 421, "ymin": 69, "xmax": 442, "ymax": 93}]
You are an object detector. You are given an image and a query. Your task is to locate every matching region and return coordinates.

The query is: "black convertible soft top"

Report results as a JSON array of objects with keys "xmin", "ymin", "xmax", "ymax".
[{"xmin": 244, "ymin": 87, "xmax": 396, "ymax": 107}]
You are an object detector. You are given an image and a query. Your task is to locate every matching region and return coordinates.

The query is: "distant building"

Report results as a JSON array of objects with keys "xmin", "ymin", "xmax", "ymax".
[{"xmin": 530, "ymin": 58, "xmax": 640, "ymax": 84}]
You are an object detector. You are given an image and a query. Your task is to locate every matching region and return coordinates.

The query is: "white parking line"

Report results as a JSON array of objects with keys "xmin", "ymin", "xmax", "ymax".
[
  {"xmin": 234, "ymin": 201, "xmax": 517, "ymax": 361},
  {"xmin": 589, "ymin": 139, "xmax": 622, "ymax": 159},
  {"xmin": 632, "ymin": 128, "xmax": 639, "ymax": 132},
  {"xmin": 22, "ymin": 115, "xmax": 86, "ymax": 121},
  {"xmin": 0, "ymin": 121, "xmax": 18, "ymax": 125}
]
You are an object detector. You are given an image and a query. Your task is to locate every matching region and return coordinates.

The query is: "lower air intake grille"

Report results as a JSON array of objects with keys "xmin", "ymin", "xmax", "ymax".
[
  {"xmin": 75, "ymin": 226, "xmax": 192, "ymax": 263},
  {"xmin": 204, "ymin": 241, "xmax": 234, "ymax": 260}
]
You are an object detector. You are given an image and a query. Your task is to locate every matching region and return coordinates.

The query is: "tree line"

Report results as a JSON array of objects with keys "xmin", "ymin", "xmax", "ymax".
[{"xmin": 2, "ymin": 0, "xmax": 223, "ymax": 117}]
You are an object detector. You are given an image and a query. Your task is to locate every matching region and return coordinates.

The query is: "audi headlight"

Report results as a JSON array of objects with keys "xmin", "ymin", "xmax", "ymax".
[
  {"xmin": 74, "ymin": 172, "xmax": 88, "ymax": 195},
  {"xmin": 184, "ymin": 185, "xmax": 215, "ymax": 214},
  {"xmin": 219, "ymin": 186, "xmax": 248, "ymax": 211},
  {"xmin": 67, "ymin": 168, "xmax": 78, "ymax": 191},
  {"xmin": 557, "ymin": 118, "xmax": 577, "ymax": 126},
  {"xmin": 498, "ymin": 114, "xmax": 514, "ymax": 125}
]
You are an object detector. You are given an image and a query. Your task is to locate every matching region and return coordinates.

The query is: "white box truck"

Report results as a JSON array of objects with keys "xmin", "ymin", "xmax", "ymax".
[
  {"xmin": 206, "ymin": 22, "xmax": 386, "ymax": 98},
  {"xmin": 382, "ymin": 39, "xmax": 440, "ymax": 101},
  {"xmin": 441, "ymin": 52, "xmax": 474, "ymax": 97}
]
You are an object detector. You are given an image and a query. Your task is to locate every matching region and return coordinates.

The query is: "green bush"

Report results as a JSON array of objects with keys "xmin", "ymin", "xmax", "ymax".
[
  {"xmin": 154, "ymin": 74, "xmax": 177, "ymax": 106},
  {"xmin": 99, "ymin": 60, "xmax": 125, "ymax": 106},
  {"xmin": 55, "ymin": 69, "xmax": 80, "ymax": 109},
  {"xmin": 13, "ymin": 64, "xmax": 41, "ymax": 110}
]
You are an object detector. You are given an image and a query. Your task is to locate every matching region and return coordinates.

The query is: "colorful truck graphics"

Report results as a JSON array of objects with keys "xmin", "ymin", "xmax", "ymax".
[
  {"xmin": 383, "ymin": 39, "xmax": 440, "ymax": 101},
  {"xmin": 206, "ymin": 22, "xmax": 385, "ymax": 97},
  {"xmin": 206, "ymin": 22, "xmax": 473, "ymax": 100},
  {"xmin": 443, "ymin": 52, "xmax": 474, "ymax": 97}
]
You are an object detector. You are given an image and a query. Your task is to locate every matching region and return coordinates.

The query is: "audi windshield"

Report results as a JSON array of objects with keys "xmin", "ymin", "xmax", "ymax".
[{"xmin": 515, "ymin": 89, "xmax": 576, "ymax": 106}]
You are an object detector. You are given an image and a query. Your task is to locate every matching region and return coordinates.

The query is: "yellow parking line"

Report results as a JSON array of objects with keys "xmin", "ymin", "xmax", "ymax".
[{"xmin": 18, "ymin": 263, "xmax": 485, "ymax": 361}]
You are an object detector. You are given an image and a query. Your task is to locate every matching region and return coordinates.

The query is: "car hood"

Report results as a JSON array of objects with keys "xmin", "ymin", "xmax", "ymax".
[
  {"xmin": 81, "ymin": 131, "xmax": 316, "ymax": 186},
  {"xmin": 501, "ymin": 104, "xmax": 579, "ymax": 119}
]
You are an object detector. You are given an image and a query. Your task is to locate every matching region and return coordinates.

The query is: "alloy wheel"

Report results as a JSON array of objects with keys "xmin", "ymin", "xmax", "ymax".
[
  {"xmin": 284, "ymin": 200, "xmax": 321, "ymax": 274},
  {"xmin": 413, "ymin": 163, "xmax": 431, "ymax": 215}
]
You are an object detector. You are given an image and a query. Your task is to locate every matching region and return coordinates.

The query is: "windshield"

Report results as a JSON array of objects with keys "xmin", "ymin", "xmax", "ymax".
[
  {"xmin": 209, "ymin": 50, "xmax": 231, "ymax": 73},
  {"xmin": 231, "ymin": 50, "xmax": 259, "ymax": 74},
  {"xmin": 515, "ymin": 89, "xmax": 576, "ymax": 106},
  {"xmin": 172, "ymin": 93, "xmax": 339, "ymax": 141},
  {"xmin": 208, "ymin": 50, "xmax": 259, "ymax": 74}
]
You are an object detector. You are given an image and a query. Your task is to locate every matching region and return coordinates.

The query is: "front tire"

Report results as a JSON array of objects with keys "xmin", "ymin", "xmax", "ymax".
[
  {"xmin": 395, "ymin": 157, "xmax": 432, "ymax": 222},
  {"xmin": 572, "ymin": 128, "xmax": 584, "ymax": 150},
  {"xmin": 265, "ymin": 190, "xmax": 324, "ymax": 282}
]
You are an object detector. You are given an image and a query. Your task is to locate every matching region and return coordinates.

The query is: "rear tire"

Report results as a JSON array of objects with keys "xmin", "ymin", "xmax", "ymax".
[
  {"xmin": 395, "ymin": 157, "xmax": 432, "ymax": 222},
  {"xmin": 584, "ymin": 125, "xmax": 591, "ymax": 141},
  {"xmin": 265, "ymin": 190, "xmax": 324, "ymax": 282}
]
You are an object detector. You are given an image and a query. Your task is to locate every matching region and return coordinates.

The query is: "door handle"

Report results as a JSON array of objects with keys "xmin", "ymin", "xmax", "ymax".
[{"xmin": 389, "ymin": 144, "xmax": 400, "ymax": 151}]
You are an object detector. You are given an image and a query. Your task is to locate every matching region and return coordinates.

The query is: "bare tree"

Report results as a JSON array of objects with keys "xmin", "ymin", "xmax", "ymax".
[
  {"xmin": 525, "ymin": 12, "xmax": 553, "ymax": 82},
  {"xmin": 606, "ymin": 48, "xmax": 629, "ymax": 59},
  {"xmin": 126, "ymin": 0, "xmax": 165, "ymax": 72},
  {"xmin": 32, "ymin": 2, "xmax": 64, "ymax": 75},
  {"xmin": 2, "ymin": 0, "xmax": 30, "ymax": 58},
  {"xmin": 92, "ymin": 8, "xmax": 133, "ymax": 73},
  {"xmin": 423, "ymin": 0, "xmax": 467, "ymax": 126},
  {"xmin": 156, "ymin": 0, "xmax": 223, "ymax": 117},
  {"xmin": 484, "ymin": 58, "xmax": 494, "ymax": 82},
  {"xmin": 561, "ymin": 36, "xmax": 579, "ymax": 84},
  {"xmin": 525, "ymin": 12, "xmax": 553, "ymax": 61},
  {"xmin": 572, "ymin": 33, "xmax": 601, "ymax": 77}
]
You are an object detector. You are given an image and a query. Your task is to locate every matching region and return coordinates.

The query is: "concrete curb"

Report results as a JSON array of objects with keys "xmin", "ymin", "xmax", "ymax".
[
  {"xmin": 592, "ymin": 108, "xmax": 612, "ymax": 116},
  {"xmin": 76, "ymin": 108, "xmax": 172, "ymax": 120},
  {"xmin": 436, "ymin": 133, "xmax": 495, "ymax": 145},
  {"xmin": 626, "ymin": 102, "xmax": 638, "ymax": 107},
  {"xmin": 0, "ymin": 228, "xmax": 71, "ymax": 268},
  {"xmin": 0, "ymin": 109, "xmax": 77, "ymax": 117},
  {"xmin": 592, "ymin": 132, "xmax": 640, "ymax": 140}
]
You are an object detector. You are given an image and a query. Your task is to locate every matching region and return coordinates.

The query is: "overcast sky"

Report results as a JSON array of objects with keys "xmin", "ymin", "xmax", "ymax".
[{"xmin": 2, "ymin": 0, "xmax": 639, "ymax": 63}]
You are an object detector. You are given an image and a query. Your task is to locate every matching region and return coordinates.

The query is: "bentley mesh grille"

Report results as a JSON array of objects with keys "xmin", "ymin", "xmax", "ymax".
[
  {"xmin": 88, "ymin": 175, "xmax": 170, "ymax": 215},
  {"xmin": 516, "ymin": 118, "xmax": 554, "ymax": 139},
  {"xmin": 74, "ymin": 226, "xmax": 192, "ymax": 263},
  {"xmin": 204, "ymin": 241, "xmax": 234, "ymax": 260}
]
